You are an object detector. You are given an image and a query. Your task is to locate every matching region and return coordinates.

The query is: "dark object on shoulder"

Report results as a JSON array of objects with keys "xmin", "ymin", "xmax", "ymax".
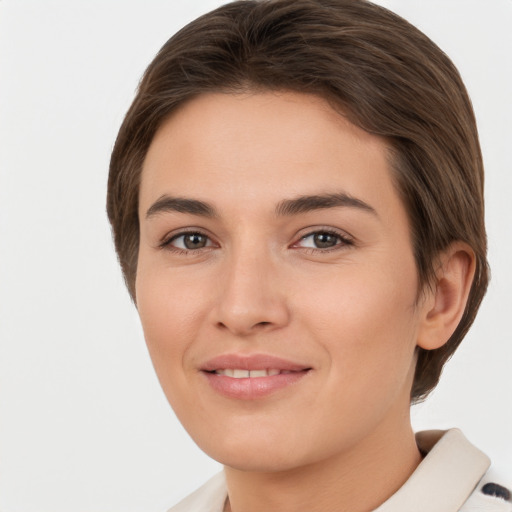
[{"xmin": 482, "ymin": 482, "xmax": 512, "ymax": 501}]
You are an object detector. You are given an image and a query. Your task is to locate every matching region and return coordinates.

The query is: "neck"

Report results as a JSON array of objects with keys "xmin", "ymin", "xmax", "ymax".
[{"xmin": 223, "ymin": 411, "xmax": 421, "ymax": 512}]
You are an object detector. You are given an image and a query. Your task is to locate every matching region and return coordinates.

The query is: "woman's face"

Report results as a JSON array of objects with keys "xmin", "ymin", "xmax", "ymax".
[{"xmin": 136, "ymin": 91, "xmax": 428, "ymax": 471}]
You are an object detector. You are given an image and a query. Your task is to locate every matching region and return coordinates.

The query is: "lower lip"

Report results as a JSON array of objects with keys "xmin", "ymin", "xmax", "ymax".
[{"xmin": 202, "ymin": 371, "xmax": 310, "ymax": 400}]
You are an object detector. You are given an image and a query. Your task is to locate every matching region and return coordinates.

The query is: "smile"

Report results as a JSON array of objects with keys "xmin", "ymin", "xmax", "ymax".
[
  {"xmin": 200, "ymin": 354, "xmax": 312, "ymax": 399},
  {"xmin": 213, "ymin": 369, "xmax": 293, "ymax": 378}
]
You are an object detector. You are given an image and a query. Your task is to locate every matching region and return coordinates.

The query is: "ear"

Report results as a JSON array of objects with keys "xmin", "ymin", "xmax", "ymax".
[{"xmin": 417, "ymin": 242, "xmax": 476, "ymax": 351}]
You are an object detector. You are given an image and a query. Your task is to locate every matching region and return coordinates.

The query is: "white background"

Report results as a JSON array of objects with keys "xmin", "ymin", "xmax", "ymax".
[{"xmin": 0, "ymin": 1, "xmax": 511, "ymax": 511}]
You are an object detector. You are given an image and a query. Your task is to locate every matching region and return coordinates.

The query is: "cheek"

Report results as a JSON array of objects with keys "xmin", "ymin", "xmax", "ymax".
[
  {"xmin": 135, "ymin": 270, "xmax": 215, "ymax": 429},
  {"xmin": 290, "ymin": 273, "xmax": 420, "ymax": 453},
  {"xmin": 135, "ymin": 262, "xmax": 207, "ymax": 380},
  {"xmin": 296, "ymin": 261, "xmax": 420, "ymax": 389}
]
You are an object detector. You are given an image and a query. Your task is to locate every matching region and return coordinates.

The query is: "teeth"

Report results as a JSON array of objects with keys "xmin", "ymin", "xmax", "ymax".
[
  {"xmin": 214, "ymin": 369, "xmax": 283, "ymax": 378},
  {"xmin": 249, "ymin": 370, "xmax": 267, "ymax": 378}
]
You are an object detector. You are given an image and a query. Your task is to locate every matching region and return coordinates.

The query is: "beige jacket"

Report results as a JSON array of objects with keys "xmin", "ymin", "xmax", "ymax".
[{"xmin": 168, "ymin": 429, "xmax": 511, "ymax": 512}]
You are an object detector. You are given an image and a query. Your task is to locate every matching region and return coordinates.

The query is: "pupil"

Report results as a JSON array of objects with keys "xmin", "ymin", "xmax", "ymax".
[
  {"xmin": 314, "ymin": 232, "xmax": 337, "ymax": 248},
  {"xmin": 184, "ymin": 233, "xmax": 206, "ymax": 249}
]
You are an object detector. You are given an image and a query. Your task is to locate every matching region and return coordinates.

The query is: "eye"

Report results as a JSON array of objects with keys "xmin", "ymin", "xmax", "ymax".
[
  {"xmin": 294, "ymin": 230, "xmax": 353, "ymax": 251},
  {"xmin": 164, "ymin": 231, "xmax": 214, "ymax": 251}
]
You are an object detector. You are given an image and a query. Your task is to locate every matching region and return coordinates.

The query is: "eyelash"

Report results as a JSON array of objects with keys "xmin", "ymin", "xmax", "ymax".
[
  {"xmin": 293, "ymin": 228, "xmax": 354, "ymax": 253},
  {"xmin": 160, "ymin": 229, "xmax": 216, "ymax": 255},
  {"xmin": 159, "ymin": 228, "xmax": 354, "ymax": 255}
]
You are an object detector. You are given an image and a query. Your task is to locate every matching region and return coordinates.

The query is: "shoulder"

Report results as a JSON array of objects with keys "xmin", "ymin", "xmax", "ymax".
[
  {"xmin": 166, "ymin": 472, "xmax": 227, "ymax": 512},
  {"xmin": 460, "ymin": 469, "xmax": 512, "ymax": 512}
]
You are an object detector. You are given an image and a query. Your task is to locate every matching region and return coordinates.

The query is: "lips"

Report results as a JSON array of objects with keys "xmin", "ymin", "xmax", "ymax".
[
  {"xmin": 200, "ymin": 354, "xmax": 312, "ymax": 399},
  {"xmin": 214, "ymin": 368, "xmax": 284, "ymax": 378}
]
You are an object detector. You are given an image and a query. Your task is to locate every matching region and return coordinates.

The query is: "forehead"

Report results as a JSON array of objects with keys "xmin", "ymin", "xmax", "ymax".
[{"xmin": 139, "ymin": 91, "xmax": 402, "ymax": 221}]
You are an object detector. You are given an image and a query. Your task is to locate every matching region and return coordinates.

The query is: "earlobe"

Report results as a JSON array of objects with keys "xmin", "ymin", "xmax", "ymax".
[{"xmin": 417, "ymin": 242, "xmax": 476, "ymax": 351}]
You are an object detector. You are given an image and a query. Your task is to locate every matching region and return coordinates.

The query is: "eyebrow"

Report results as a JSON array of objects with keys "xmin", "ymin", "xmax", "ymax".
[
  {"xmin": 145, "ymin": 192, "xmax": 377, "ymax": 219},
  {"xmin": 146, "ymin": 196, "xmax": 217, "ymax": 219},
  {"xmin": 275, "ymin": 193, "xmax": 377, "ymax": 217}
]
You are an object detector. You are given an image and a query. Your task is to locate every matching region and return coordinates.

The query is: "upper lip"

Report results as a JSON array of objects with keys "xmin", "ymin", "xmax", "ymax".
[{"xmin": 200, "ymin": 353, "xmax": 311, "ymax": 372}]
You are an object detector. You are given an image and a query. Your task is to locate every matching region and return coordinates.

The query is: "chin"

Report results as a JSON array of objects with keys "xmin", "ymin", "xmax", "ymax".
[
  {"xmin": 213, "ymin": 447, "xmax": 305, "ymax": 473},
  {"xmin": 192, "ymin": 427, "xmax": 308, "ymax": 473},
  {"xmin": 201, "ymin": 426, "xmax": 349, "ymax": 475}
]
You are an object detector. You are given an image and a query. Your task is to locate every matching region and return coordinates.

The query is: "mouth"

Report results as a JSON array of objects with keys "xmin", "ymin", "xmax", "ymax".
[
  {"xmin": 210, "ymin": 368, "xmax": 297, "ymax": 378},
  {"xmin": 200, "ymin": 354, "xmax": 312, "ymax": 399}
]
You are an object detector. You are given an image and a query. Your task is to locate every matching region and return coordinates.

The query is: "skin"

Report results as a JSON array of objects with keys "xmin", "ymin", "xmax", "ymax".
[{"xmin": 136, "ymin": 91, "xmax": 474, "ymax": 512}]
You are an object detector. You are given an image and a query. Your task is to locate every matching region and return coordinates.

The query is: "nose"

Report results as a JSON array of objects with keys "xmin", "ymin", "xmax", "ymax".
[{"xmin": 211, "ymin": 247, "xmax": 291, "ymax": 337}]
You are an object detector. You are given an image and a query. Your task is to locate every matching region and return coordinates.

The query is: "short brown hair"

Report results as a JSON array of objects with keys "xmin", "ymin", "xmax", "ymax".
[{"xmin": 107, "ymin": 0, "xmax": 488, "ymax": 402}]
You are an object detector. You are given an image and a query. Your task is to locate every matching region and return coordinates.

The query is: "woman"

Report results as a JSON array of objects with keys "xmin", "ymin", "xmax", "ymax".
[{"xmin": 107, "ymin": 1, "xmax": 510, "ymax": 510}]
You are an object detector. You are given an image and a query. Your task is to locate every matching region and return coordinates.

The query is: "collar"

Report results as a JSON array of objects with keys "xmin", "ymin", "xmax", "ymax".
[{"xmin": 375, "ymin": 428, "xmax": 490, "ymax": 512}]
